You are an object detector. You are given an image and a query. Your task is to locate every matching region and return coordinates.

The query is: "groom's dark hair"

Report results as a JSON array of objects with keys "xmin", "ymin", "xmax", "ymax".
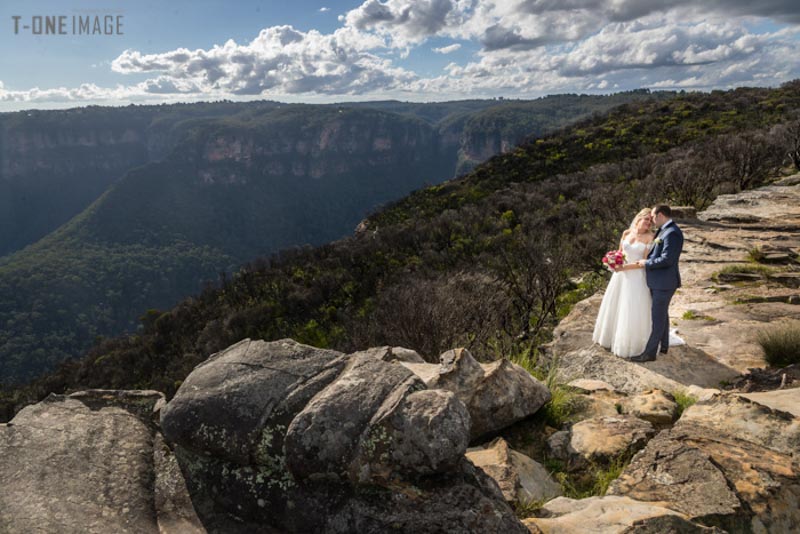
[{"xmin": 653, "ymin": 204, "xmax": 672, "ymax": 217}]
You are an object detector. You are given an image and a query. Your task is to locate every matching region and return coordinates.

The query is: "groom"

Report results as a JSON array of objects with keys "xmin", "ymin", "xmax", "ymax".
[{"xmin": 630, "ymin": 205, "xmax": 684, "ymax": 362}]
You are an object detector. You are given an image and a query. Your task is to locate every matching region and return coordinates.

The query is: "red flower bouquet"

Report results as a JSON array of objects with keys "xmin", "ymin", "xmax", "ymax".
[{"xmin": 601, "ymin": 250, "xmax": 626, "ymax": 272}]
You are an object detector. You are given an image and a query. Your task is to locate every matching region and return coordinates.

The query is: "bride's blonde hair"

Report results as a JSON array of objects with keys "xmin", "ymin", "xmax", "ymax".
[{"xmin": 629, "ymin": 208, "xmax": 653, "ymax": 234}]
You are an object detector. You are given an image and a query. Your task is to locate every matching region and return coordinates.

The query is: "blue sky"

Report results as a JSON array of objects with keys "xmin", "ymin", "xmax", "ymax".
[
  {"xmin": 2, "ymin": 0, "xmax": 800, "ymax": 111},
  {"xmin": 1, "ymin": 1, "xmax": 352, "ymax": 89}
]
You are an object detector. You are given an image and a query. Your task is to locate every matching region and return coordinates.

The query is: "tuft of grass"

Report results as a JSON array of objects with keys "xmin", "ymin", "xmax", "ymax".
[
  {"xmin": 747, "ymin": 246, "xmax": 766, "ymax": 263},
  {"xmin": 672, "ymin": 390, "xmax": 697, "ymax": 417},
  {"xmin": 591, "ymin": 456, "xmax": 628, "ymax": 496},
  {"xmin": 757, "ymin": 321, "xmax": 800, "ymax": 367},
  {"xmin": 505, "ymin": 343, "xmax": 579, "ymax": 429},
  {"xmin": 542, "ymin": 383, "xmax": 579, "ymax": 429},
  {"xmin": 546, "ymin": 456, "xmax": 630, "ymax": 499},
  {"xmin": 682, "ymin": 310, "xmax": 716, "ymax": 321},
  {"xmin": 513, "ymin": 497, "xmax": 548, "ymax": 519},
  {"xmin": 535, "ymin": 362, "xmax": 581, "ymax": 429},
  {"xmin": 507, "ymin": 342, "xmax": 543, "ymax": 380},
  {"xmin": 713, "ymin": 263, "xmax": 776, "ymax": 280}
]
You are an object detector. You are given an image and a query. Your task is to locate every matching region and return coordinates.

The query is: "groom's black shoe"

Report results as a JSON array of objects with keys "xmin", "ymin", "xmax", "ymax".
[
  {"xmin": 629, "ymin": 352, "xmax": 657, "ymax": 362},
  {"xmin": 659, "ymin": 349, "xmax": 668, "ymax": 355}
]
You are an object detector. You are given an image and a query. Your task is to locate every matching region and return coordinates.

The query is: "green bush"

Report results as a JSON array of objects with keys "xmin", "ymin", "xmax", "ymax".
[
  {"xmin": 672, "ymin": 390, "xmax": 698, "ymax": 417},
  {"xmin": 757, "ymin": 321, "xmax": 800, "ymax": 366}
]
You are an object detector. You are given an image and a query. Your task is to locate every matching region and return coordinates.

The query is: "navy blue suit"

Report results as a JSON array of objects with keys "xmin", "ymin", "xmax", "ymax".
[{"xmin": 642, "ymin": 220, "xmax": 683, "ymax": 356}]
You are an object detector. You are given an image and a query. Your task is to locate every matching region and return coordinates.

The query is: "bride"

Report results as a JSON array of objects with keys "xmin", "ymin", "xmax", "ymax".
[{"xmin": 592, "ymin": 208, "xmax": 655, "ymax": 358}]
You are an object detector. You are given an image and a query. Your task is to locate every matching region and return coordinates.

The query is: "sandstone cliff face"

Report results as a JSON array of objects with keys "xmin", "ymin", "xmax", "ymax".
[
  {"xmin": 0, "ymin": 107, "xmax": 460, "ymax": 257},
  {"xmin": 0, "ymin": 126, "xmax": 147, "ymax": 177},
  {"xmin": 454, "ymin": 125, "xmax": 526, "ymax": 176},
  {"xmin": 0, "ymin": 114, "xmax": 170, "ymax": 256},
  {"xmin": 197, "ymin": 115, "xmax": 442, "ymax": 183}
]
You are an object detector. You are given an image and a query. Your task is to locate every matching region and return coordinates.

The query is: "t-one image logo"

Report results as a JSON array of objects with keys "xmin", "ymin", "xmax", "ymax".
[{"xmin": 11, "ymin": 14, "xmax": 124, "ymax": 35}]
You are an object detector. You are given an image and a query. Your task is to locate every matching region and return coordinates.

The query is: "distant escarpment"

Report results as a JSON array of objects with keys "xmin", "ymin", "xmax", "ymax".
[
  {"xmin": 0, "ymin": 92, "xmax": 662, "ymax": 258},
  {"xmin": 0, "ymin": 101, "xmax": 276, "ymax": 257}
]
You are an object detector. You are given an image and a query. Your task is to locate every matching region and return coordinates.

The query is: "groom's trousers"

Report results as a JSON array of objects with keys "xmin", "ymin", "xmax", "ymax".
[{"xmin": 643, "ymin": 288, "xmax": 676, "ymax": 356}]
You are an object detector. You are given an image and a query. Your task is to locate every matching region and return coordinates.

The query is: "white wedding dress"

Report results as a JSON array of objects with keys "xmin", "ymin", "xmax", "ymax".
[{"xmin": 592, "ymin": 237, "xmax": 653, "ymax": 358}]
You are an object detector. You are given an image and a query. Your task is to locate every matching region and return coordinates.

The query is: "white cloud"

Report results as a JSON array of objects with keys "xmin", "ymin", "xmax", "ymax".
[
  {"xmin": 342, "ymin": 0, "xmax": 471, "ymax": 46},
  {"xmin": 432, "ymin": 43, "xmax": 461, "ymax": 54},
  {"xmin": 407, "ymin": 14, "xmax": 800, "ymax": 96},
  {"xmin": 110, "ymin": 25, "xmax": 415, "ymax": 96},
  {"xmin": 319, "ymin": 7, "xmax": 330, "ymax": 12}
]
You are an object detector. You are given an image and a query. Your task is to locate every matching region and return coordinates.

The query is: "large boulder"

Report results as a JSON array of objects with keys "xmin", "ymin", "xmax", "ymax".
[
  {"xmin": 403, "ymin": 347, "xmax": 551, "ymax": 439},
  {"xmin": 161, "ymin": 338, "xmax": 528, "ymax": 533},
  {"xmin": 0, "ymin": 390, "xmax": 202, "ymax": 534},
  {"xmin": 284, "ymin": 353, "xmax": 470, "ymax": 483},
  {"xmin": 609, "ymin": 394, "xmax": 800, "ymax": 532},
  {"xmin": 160, "ymin": 337, "xmax": 350, "ymax": 465}
]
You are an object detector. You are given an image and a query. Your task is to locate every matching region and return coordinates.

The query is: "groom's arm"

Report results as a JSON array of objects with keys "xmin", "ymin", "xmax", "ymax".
[{"xmin": 645, "ymin": 230, "xmax": 683, "ymax": 270}]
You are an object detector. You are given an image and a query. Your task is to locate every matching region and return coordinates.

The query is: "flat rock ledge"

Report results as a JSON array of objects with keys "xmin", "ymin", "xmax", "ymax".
[{"xmin": 523, "ymin": 495, "xmax": 724, "ymax": 533}]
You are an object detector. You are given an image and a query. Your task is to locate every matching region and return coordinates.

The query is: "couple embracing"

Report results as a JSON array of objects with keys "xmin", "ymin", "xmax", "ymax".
[{"xmin": 593, "ymin": 205, "xmax": 684, "ymax": 362}]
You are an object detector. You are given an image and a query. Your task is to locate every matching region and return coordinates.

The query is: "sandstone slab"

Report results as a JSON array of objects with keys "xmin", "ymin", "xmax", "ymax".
[
  {"xmin": 609, "ymin": 395, "xmax": 800, "ymax": 532},
  {"xmin": 0, "ymin": 391, "xmax": 171, "ymax": 534},
  {"xmin": 619, "ymin": 389, "xmax": 679, "ymax": 426},
  {"xmin": 467, "ymin": 438, "xmax": 561, "ymax": 503},
  {"xmin": 738, "ymin": 387, "xmax": 800, "ymax": 417},
  {"xmin": 523, "ymin": 495, "xmax": 722, "ymax": 533}
]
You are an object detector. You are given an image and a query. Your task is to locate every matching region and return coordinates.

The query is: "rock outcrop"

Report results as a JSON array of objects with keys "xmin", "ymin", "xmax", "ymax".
[
  {"xmin": 402, "ymin": 347, "xmax": 551, "ymax": 439},
  {"xmin": 160, "ymin": 338, "xmax": 527, "ymax": 533},
  {"xmin": 0, "ymin": 339, "xmax": 533, "ymax": 533},
  {"xmin": 545, "ymin": 295, "xmax": 738, "ymax": 394}
]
